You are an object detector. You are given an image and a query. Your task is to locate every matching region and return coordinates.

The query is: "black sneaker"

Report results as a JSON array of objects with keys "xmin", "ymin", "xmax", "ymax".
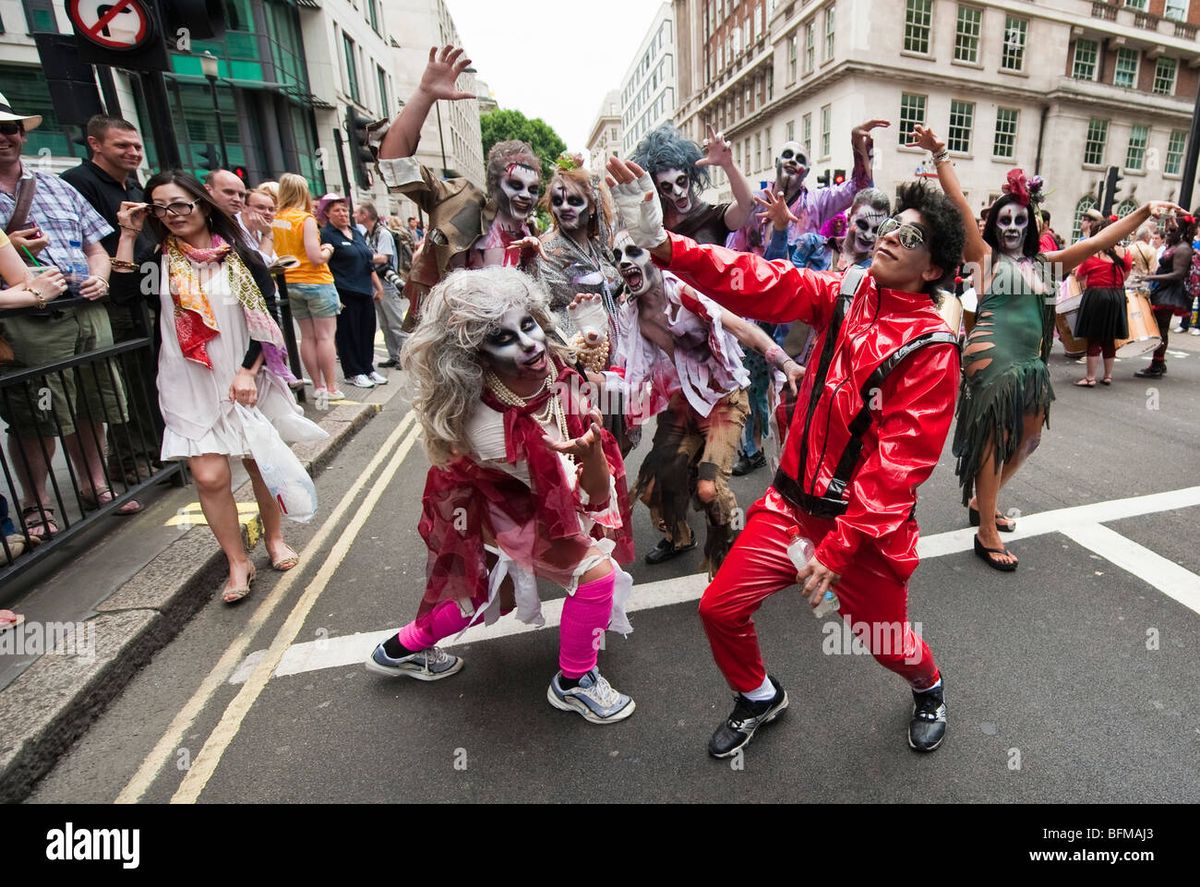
[
  {"xmin": 644, "ymin": 533, "xmax": 696, "ymax": 565},
  {"xmin": 378, "ymin": 358, "xmax": 399, "ymax": 368},
  {"xmin": 708, "ymin": 676, "xmax": 789, "ymax": 758},
  {"xmin": 731, "ymin": 452, "xmax": 767, "ymax": 477},
  {"xmin": 908, "ymin": 681, "xmax": 947, "ymax": 752},
  {"xmin": 1134, "ymin": 363, "xmax": 1166, "ymax": 378}
]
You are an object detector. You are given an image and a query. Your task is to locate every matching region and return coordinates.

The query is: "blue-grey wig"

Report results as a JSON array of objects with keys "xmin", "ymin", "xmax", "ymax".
[{"xmin": 629, "ymin": 124, "xmax": 710, "ymax": 192}]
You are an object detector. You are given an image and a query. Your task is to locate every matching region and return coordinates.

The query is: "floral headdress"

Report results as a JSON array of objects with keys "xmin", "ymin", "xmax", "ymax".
[{"xmin": 1001, "ymin": 170, "xmax": 1045, "ymax": 209}]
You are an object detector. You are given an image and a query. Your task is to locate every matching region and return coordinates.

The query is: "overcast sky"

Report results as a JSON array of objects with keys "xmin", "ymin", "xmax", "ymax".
[{"xmin": 442, "ymin": 0, "xmax": 665, "ymax": 155}]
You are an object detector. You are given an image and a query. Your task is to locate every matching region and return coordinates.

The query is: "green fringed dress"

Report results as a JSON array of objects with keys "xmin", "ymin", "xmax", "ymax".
[{"xmin": 953, "ymin": 253, "xmax": 1057, "ymax": 505}]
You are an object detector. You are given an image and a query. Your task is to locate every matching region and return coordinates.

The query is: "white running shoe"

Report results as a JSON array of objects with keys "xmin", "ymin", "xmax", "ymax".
[
  {"xmin": 347, "ymin": 374, "xmax": 375, "ymax": 389},
  {"xmin": 368, "ymin": 371, "xmax": 389, "ymax": 385}
]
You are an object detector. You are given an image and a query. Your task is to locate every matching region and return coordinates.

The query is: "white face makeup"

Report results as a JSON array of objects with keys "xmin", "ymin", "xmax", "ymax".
[
  {"xmin": 481, "ymin": 306, "xmax": 549, "ymax": 381},
  {"xmin": 847, "ymin": 206, "xmax": 888, "ymax": 257},
  {"xmin": 613, "ymin": 231, "xmax": 661, "ymax": 298},
  {"xmin": 776, "ymin": 141, "xmax": 808, "ymax": 192},
  {"xmin": 549, "ymin": 182, "xmax": 591, "ymax": 232},
  {"xmin": 655, "ymin": 168, "xmax": 693, "ymax": 216},
  {"xmin": 995, "ymin": 202, "xmax": 1029, "ymax": 256},
  {"xmin": 497, "ymin": 164, "xmax": 541, "ymax": 221}
]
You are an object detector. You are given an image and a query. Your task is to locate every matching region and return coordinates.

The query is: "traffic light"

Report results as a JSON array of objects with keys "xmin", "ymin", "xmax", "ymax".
[
  {"xmin": 197, "ymin": 142, "xmax": 221, "ymax": 172},
  {"xmin": 833, "ymin": 168, "xmax": 846, "ymax": 186},
  {"xmin": 817, "ymin": 169, "xmax": 831, "ymax": 188},
  {"xmin": 1099, "ymin": 165, "xmax": 1122, "ymax": 216},
  {"xmin": 344, "ymin": 107, "xmax": 376, "ymax": 190},
  {"xmin": 232, "ymin": 165, "xmax": 248, "ymax": 181}
]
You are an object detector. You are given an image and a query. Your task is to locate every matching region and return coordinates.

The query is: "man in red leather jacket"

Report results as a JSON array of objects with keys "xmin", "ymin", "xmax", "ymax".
[{"xmin": 608, "ymin": 157, "xmax": 966, "ymax": 757}]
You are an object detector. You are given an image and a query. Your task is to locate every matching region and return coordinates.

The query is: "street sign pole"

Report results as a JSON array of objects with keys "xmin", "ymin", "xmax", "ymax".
[
  {"xmin": 1177, "ymin": 82, "xmax": 1200, "ymax": 211},
  {"xmin": 141, "ymin": 70, "xmax": 182, "ymax": 170}
]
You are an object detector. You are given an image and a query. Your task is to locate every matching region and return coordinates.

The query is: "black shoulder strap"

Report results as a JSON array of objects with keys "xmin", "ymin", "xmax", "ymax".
[
  {"xmin": 795, "ymin": 266, "xmax": 867, "ymax": 497},
  {"xmin": 825, "ymin": 331, "xmax": 960, "ymax": 499}
]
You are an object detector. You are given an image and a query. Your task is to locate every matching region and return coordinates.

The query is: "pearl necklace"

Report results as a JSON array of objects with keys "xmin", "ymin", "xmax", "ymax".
[{"xmin": 484, "ymin": 362, "xmax": 572, "ymax": 456}]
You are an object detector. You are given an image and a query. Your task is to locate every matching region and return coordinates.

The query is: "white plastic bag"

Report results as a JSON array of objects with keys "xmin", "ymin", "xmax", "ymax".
[{"xmin": 234, "ymin": 403, "xmax": 319, "ymax": 523}]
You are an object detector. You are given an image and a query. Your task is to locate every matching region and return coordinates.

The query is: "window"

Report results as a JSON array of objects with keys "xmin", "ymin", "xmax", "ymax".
[
  {"xmin": 1125, "ymin": 124, "xmax": 1149, "ymax": 170},
  {"xmin": 824, "ymin": 4, "xmax": 836, "ymax": 61},
  {"xmin": 1122, "ymin": 0, "xmax": 1147, "ymax": 9},
  {"xmin": 22, "ymin": 0, "xmax": 59, "ymax": 32},
  {"xmin": 948, "ymin": 99, "xmax": 974, "ymax": 154},
  {"xmin": 955, "ymin": 6, "xmax": 982, "ymax": 64},
  {"xmin": 788, "ymin": 32, "xmax": 798, "ymax": 82},
  {"xmin": 786, "ymin": 119, "xmax": 795, "ymax": 142},
  {"xmin": 343, "ymin": 34, "xmax": 360, "ymax": 103},
  {"xmin": 376, "ymin": 65, "xmax": 389, "ymax": 117},
  {"xmin": 904, "ymin": 0, "xmax": 933, "ymax": 54},
  {"xmin": 1084, "ymin": 118, "xmax": 1108, "ymax": 165},
  {"xmin": 1114, "ymin": 48, "xmax": 1139, "ymax": 88},
  {"xmin": 1001, "ymin": 16, "xmax": 1027, "ymax": 71},
  {"xmin": 755, "ymin": 133, "xmax": 762, "ymax": 171},
  {"xmin": 1153, "ymin": 58, "xmax": 1177, "ymax": 96},
  {"xmin": 899, "ymin": 92, "xmax": 927, "ymax": 142},
  {"xmin": 1116, "ymin": 197, "xmax": 1138, "ymax": 217},
  {"xmin": 367, "ymin": 0, "xmax": 381, "ymax": 34},
  {"xmin": 1166, "ymin": 129, "xmax": 1186, "ymax": 175},
  {"xmin": 802, "ymin": 112, "xmax": 812, "ymax": 159},
  {"xmin": 805, "ymin": 21, "xmax": 815, "ymax": 73},
  {"xmin": 1072, "ymin": 195, "xmax": 1097, "ymax": 242},
  {"xmin": 744, "ymin": 138, "xmax": 751, "ymax": 174},
  {"xmin": 820, "ymin": 104, "xmax": 831, "ymax": 158},
  {"xmin": 1072, "ymin": 39, "xmax": 1098, "ymax": 80},
  {"xmin": 1165, "ymin": 0, "xmax": 1188, "ymax": 22},
  {"xmin": 993, "ymin": 107, "xmax": 1019, "ymax": 158}
]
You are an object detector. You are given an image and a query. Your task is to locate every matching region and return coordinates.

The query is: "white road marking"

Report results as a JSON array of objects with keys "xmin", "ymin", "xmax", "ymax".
[
  {"xmin": 170, "ymin": 418, "xmax": 425, "ymax": 803},
  {"xmin": 228, "ymin": 486, "xmax": 1200, "ymax": 684},
  {"xmin": 115, "ymin": 410, "xmax": 418, "ymax": 805},
  {"xmin": 1062, "ymin": 524, "xmax": 1200, "ymax": 616}
]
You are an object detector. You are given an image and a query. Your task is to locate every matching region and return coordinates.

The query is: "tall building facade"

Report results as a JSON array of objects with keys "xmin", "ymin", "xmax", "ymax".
[
  {"xmin": 675, "ymin": 0, "xmax": 1200, "ymax": 240},
  {"xmin": 620, "ymin": 3, "xmax": 679, "ymax": 158},
  {"xmin": 586, "ymin": 90, "xmax": 624, "ymax": 172}
]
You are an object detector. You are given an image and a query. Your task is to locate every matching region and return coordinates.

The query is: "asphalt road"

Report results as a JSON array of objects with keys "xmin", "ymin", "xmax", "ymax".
[{"xmin": 28, "ymin": 334, "xmax": 1200, "ymax": 804}]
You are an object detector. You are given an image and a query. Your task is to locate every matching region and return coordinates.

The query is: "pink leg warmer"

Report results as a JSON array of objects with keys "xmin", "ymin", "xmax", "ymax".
[
  {"xmin": 398, "ymin": 599, "xmax": 474, "ymax": 651},
  {"xmin": 558, "ymin": 569, "xmax": 616, "ymax": 679}
]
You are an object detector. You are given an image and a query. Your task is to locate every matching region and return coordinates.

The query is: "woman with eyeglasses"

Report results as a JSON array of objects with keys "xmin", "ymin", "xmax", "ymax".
[
  {"xmin": 911, "ymin": 125, "xmax": 1181, "ymax": 572},
  {"xmin": 110, "ymin": 171, "xmax": 322, "ymax": 603}
]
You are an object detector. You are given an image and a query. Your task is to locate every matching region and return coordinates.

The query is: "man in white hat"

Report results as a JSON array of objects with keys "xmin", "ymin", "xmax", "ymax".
[{"xmin": 0, "ymin": 91, "xmax": 136, "ymax": 538}]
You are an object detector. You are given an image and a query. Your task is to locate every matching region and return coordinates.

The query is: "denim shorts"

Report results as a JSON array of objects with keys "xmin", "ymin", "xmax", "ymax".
[{"xmin": 288, "ymin": 283, "xmax": 341, "ymax": 319}]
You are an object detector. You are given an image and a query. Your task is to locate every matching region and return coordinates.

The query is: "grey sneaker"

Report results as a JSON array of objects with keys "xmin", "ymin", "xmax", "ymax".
[
  {"xmin": 368, "ymin": 371, "xmax": 389, "ymax": 385},
  {"xmin": 348, "ymin": 374, "xmax": 375, "ymax": 389},
  {"xmin": 547, "ymin": 668, "xmax": 635, "ymax": 724},
  {"xmin": 365, "ymin": 641, "xmax": 463, "ymax": 681}
]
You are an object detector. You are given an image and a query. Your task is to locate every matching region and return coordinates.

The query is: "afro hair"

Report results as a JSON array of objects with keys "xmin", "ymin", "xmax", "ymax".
[{"xmin": 894, "ymin": 180, "xmax": 966, "ymax": 295}]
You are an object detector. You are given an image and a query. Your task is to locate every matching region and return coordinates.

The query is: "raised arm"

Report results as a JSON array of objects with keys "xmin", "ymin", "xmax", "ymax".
[
  {"xmin": 909, "ymin": 125, "xmax": 988, "ymax": 271},
  {"xmin": 377, "ymin": 46, "xmax": 475, "ymax": 160},
  {"xmin": 696, "ymin": 124, "xmax": 755, "ymax": 231},
  {"xmin": 607, "ymin": 156, "xmax": 836, "ymax": 327},
  {"xmin": 715, "ymin": 302, "xmax": 805, "ymax": 393},
  {"xmin": 1048, "ymin": 203, "xmax": 1184, "ymax": 275}
]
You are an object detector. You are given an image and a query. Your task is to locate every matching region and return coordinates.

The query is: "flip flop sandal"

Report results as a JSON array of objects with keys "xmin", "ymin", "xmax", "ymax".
[
  {"xmin": 974, "ymin": 535, "xmax": 1018, "ymax": 572},
  {"xmin": 1074, "ymin": 378, "xmax": 1096, "ymax": 387},
  {"xmin": 968, "ymin": 506, "xmax": 1016, "ymax": 533}
]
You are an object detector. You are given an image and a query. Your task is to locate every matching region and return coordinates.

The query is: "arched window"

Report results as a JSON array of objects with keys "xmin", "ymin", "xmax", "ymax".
[
  {"xmin": 1072, "ymin": 194, "xmax": 1097, "ymax": 241},
  {"xmin": 1116, "ymin": 197, "xmax": 1138, "ymax": 218}
]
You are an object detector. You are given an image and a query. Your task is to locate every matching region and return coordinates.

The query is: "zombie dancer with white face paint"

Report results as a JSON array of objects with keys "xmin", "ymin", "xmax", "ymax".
[
  {"xmin": 366, "ymin": 266, "xmax": 637, "ymax": 724},
  {"xmin": 373, "ymin": 46, "xmax": 543, "ymax": 331},
  {"xmin": 729, "ymin": 120, "xmax": 887, "ymax": 256},
  {"xmin": 912, "ymin": 125, "xmax": 1183, "ymax": 572},
  {"xmin": 629, "ymin": 123, "xmax": 755, "ymax": 246},
  {"xmin": 589, "ymin": 232, "xmax": 803, "ymax": 576},
  {"xmin": 537, "ymin": 155, "xmax": 621, "ymax": 334}
]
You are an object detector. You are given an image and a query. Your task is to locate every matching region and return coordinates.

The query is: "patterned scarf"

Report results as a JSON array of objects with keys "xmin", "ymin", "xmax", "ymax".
[{"xmin": 166, "ymin": 234, "xmax": 287, "ymax": 374}]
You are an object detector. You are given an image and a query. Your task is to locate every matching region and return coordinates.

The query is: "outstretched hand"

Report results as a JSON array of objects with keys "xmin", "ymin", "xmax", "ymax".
[
  {"xmin": 754, "ymin": 190, "xmax": 800, "ymax": 232},
  {"xmin": 606, "ymin": 157, "xmax": 667, "ymax": 250},
  {"xmin": 851, "ymin": 119, "xmax": 889, "ymax": 158},
  {"xmin": 417, "ymin": 45, "xmax": 475, "ymax": 102},
  {"xmin": 696, "ymin": 124, "xmax": 733, "ymax": 169},
  {"xmin": 545, "ymin": 414, "xmax": 605, "ymax": 463},
  {"xmin": 906, "ymin": 124, "xmax": 945, "ymax": 154}
]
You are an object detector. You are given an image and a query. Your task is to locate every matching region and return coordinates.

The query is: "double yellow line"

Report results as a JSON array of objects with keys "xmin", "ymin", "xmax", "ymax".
[{"xmin": 117, "ymin": 410, "xmax": 422, "ymax": 804}]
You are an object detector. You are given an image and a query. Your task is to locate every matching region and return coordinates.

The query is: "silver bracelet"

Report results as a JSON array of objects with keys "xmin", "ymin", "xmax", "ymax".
[{"xmin": 932, "ymin": 149, "xmax": 951, "ymax": 164}]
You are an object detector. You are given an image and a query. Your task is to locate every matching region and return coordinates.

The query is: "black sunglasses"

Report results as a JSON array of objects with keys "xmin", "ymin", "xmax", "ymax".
[{"xmin": 0, "ymin": 122, "xmax": 25, "ymax": 136}]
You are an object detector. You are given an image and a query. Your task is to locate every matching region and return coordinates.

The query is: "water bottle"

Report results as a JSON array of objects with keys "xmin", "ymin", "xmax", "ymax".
[
  {"xmin": 65, "ymin": 239, "xmax": 89, "ymax": 295},
  {"xmin": 786, "ymin": 525, "xmax": 839, "ymax": 618}
]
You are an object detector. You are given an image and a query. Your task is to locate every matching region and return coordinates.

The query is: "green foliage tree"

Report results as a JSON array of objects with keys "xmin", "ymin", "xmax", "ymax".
[{"xmin": 480, "ymin": 108, "xmax": 568, "ymax": 179}]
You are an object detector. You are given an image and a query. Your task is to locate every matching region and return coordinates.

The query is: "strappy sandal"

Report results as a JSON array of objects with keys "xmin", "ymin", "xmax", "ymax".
[
  {"xmin": 221, "ymin": 564, "xmax": 257, "ymax": 604},
  {"xmin": 1100, "ymin": 376, "xmax": 1113, "ymax": 386},
  {"xmin": 268, "ymin": 543, "xmax": 299, "ymax": 572},
  {"xmin": 1074, "ymin": 378, "xmax": 1096, "ymax": 387},
  {"xmin": 21, "ymin": 505, "xmax": 59, "ymax": 540},
  {"xmin": 82, "ymin": 488, "xmax": 142, "ymax": 515},
  {"xmin": 968, "ymin": 506, "xmax": 1016, "ymax": 533},
  {"xmin": 974, "ymin": 535, "xmax": 1018, "ymax": 572}
]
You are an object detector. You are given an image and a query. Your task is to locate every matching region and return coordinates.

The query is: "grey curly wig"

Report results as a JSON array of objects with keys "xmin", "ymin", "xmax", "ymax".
[
  {"xmin": 485, "ymin": 140, "xmax": 542, "ymax": 198},
  {"xmin": 401, "ymin": 266, "xmax": 573, "ymax": 466}
]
